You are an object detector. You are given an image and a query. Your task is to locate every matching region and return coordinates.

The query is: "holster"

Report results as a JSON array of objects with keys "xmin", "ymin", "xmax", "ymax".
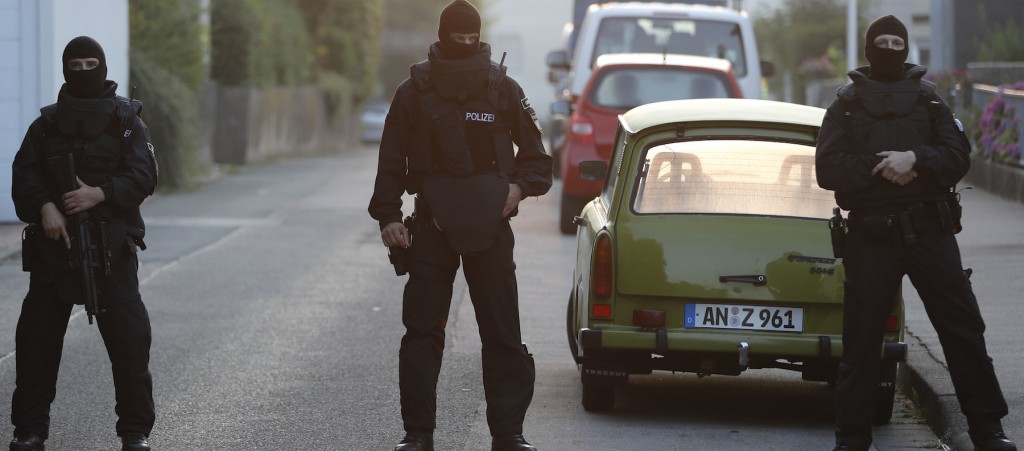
[
  {"xmin": 387, "ymin": 215, "xmax": 415, "ymax": 277},
  {"xmin": 828, "ymin": 207, "xmax": 846, "ymax": 258},
  {"xmin": 21, "ymin": 224, "xmax": 41, "ymax": 273},
  {"xmin": 21, "ymin": 223, "xmax": 72, "ymax": 274}
]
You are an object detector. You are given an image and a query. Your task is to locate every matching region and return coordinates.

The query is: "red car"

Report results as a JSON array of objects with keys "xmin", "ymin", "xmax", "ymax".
[{"xmin": 558, "ymin": 53, "xmax": 743, "ymax": 233}]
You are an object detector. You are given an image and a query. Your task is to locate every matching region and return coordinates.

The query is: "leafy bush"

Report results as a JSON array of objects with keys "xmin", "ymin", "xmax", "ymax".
[
  {"xmin": 129, "ymin": 52, "xmax": 201, "ymax": 191},
  {"xmin": 296, "ymin": 0, "xmax": 384, "ymax": 104},
  {"xmin": 976, "ymin": 82, "xmax": 1024, "ymax": 162},
  {"xmin": 129, "ymin": 0, "xmax": 204, "ymax": 191},
  {"xmin": 210, "ymin": 0, "xmax": 314, "ymax": 87},
  {"xmin": 923, "ymin": 69, "xmax": 966, "ymax": 105}
]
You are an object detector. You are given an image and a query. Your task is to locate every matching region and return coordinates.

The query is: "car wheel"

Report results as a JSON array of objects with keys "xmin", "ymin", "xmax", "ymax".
[
  {"xmin": 581, "ymin": 381, "xmax": 615, "ymax": 411},
  {"xmin": 560, "ymin": 193, "xmax": 588, "ymax": 235},
  {"xmin": 873, "ymin": 361, "xmax": 898, "ymax": 425},
  {"xmin": 567, "ymin": 291, "xmax": 580, "ymax": 364}
]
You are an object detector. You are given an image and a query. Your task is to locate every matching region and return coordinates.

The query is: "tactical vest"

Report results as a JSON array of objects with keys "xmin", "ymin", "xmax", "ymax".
[
  {"xmin": 837, "ymin": 78, "xmax": 939, "ymax": 156},
  {"xmin": 409, "ymin": 60, "xmax": 516, "ymax": 179},
  {"xmin": 38, "ymin": 95, "xmax": 148, "ymax": 244}
]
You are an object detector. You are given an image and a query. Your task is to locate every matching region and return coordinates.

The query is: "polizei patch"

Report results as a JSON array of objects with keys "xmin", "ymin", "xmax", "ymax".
[{"xmin": 466, "ymin": 111, "xmax": 496, "ymax": 123}]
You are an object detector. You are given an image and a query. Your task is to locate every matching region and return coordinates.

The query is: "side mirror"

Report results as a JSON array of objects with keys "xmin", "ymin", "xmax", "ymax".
[
  {"xmin": 550, "ymin": 99, "xmax": 571, "ymax": 116},
  {"xmin": 579, "ymin": 160, "xmax": 607, "ymax": 181},
  {"xmin": 548, "ymin": 69, "xmax": 563, "ymax": 84},
  {"xmin": 546, "ymin": 49, "xmax": 571, "ymax": 71},
  {"xmin": 760, "ymin": 60, "xmax": 776, "ymax": 78}
]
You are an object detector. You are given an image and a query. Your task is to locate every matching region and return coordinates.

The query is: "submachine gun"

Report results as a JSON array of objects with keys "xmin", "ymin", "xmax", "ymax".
[{"xmin": 49, "ymin": 153, "xmax": 111, "ymax": 324}]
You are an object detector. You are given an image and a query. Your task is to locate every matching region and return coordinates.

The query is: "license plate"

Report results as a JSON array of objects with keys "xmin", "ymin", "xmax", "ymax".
[{"xmin": 684, "ymin": 304, "xmax": 803, "ymax": 332}]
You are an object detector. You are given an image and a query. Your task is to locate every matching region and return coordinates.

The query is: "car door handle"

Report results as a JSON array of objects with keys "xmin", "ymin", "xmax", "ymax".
[{"xmin": 719, "ymin": 275, "xmax": 767, "ymax": 286}]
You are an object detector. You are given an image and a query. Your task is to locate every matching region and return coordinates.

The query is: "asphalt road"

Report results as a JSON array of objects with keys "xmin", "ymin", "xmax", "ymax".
[{"xmin": 0, "ymin": 146, "xmax": 941, "ymax": 450}]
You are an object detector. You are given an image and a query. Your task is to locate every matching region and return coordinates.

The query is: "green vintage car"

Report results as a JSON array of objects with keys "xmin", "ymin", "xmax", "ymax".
[{"xmin": 567, "ymin": 98, "xmax": 906, "ymax": 424}]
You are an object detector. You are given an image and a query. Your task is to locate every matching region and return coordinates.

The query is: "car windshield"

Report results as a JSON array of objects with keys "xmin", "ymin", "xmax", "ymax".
[
  {"xmin": 592, "ymin": 17, "xmax": 747, "ymax": 76},
  {"xmin": 632, "ymin": 140, "xmax": 835, "ymax": 219},
  {"xmin": 589, "ymin": 67, "xmax": 734, "ymax": 109}
]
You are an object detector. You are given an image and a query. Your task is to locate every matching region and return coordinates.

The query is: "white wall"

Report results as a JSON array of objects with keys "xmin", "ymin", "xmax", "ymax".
[
  {"xmin": 41, "ymin": 0, "xmax": 130, "ymax": 101},
  {"xmin": 485, "ymin": 0, "xmax": 572, "ymax": 130},
  {"xmin": 0, "ymin": 0, "xmax": 128, "ymax": 222}
]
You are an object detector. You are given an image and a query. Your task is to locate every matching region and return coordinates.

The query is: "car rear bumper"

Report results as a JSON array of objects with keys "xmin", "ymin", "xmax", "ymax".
[{"xmin": 577, "ymin": 327, "xmax": 905, "ymax": 379}]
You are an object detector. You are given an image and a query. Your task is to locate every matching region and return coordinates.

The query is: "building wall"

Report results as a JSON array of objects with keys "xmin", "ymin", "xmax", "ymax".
[
  {"xmin": 485, "ymin": 0, "xmax": 572, "ymax": 129},
  {"xmin": 952, "ymin": 0, "xmax": 1021, "ymax": 70},
  {"xmin": 0, "ymin": 0, "xmax": 128, "ymax": 222},
  {"xmin": 866, "ymin": 0, "xmax": 930, "ymax": 66}
]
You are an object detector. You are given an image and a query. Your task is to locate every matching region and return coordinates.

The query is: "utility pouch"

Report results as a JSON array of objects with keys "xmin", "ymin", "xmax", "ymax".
[
  {"xmin": 907, "ymin": 203, "xmax": 928, "ymax": 233},
  {"xmin": 897, "ymin": 210, "xmax": 918, "ymax": 245},
  {"xmin": 828, "ymin": 207, "xmax": 846, "ymax": 258},
  {"xmin": 21, "ymin": 224, "xmax": 40, "ymax": 272},
  {"xmin": 936, "ymin": 200, "xmax": 954, "ymax": 233},
  {"xmin": 859, "ymin": 214, "xmax": 894, "ymax": 242}
]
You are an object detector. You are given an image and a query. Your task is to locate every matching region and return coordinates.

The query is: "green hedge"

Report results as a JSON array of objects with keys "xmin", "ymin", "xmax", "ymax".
[
  {"xmin": 129, "ymin": 0, "xmax": 203, "ymax": 191},
  {"xmin": 210, "ymin": 0, "xmax": 313, "ymax": 87},
  {"xmin": 129, "ymin": 52, "xmax": 201, "ymax": 191}
]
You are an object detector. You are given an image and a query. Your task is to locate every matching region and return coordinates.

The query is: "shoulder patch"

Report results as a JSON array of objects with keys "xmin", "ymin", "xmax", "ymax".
[{"xmin": 522, "ymin": 96, "xmax": 542, "ymax": 133}]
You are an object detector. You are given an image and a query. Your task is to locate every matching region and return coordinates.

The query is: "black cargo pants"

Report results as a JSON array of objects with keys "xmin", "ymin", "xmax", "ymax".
[
  {"xmin": 399, "ymin": 218, "xmax": 535, "ymax": 436},
  {"xmin": 12, "ymin": 277, "xmax": 155, "ymax": 439},
  {"xmin": 835, "ymin": 209, "xmax": 1008, "ymax": 449}
]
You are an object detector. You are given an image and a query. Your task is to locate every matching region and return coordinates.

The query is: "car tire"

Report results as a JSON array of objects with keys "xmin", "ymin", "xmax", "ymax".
[
  {"xmin": 581, "ymin": 381, "xmax": 615, "ymax": 411},
  {"xmin": 560, "ymin": 193, "xmax": 588, "ymax": 235},
  {"xmin": 567, "ymin": 291, "xmax": 580, "ymax": 364},
  {"xmin": 873, "ymin": 361, "xmax": 898, "ymax": 425}
]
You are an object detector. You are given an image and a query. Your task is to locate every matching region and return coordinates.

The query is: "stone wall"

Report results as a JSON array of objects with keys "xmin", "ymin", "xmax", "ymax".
[{"xmin": 209, "ymin": 84, "xmax": 355, "ymax": 165}]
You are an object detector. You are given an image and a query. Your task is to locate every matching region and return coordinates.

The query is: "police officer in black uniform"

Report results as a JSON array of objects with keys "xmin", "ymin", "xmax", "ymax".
[
  {"xmin": 9, "ymin": 36, "xmax": 158, "ymax": 451},
  {"xmin": 816, "ymin": 16, "xmax": 1016, "ymax": 451},
  {"xmin": 368, "ymin": 1, "xmax": 552, "ymax": 450}
]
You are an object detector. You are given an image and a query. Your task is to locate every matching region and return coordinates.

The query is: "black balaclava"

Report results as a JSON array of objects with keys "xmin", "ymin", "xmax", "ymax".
[
  {"xmin": 62, "ymin": 36, "xmax": 108, "ymax": 98},
  {"xmin": 438, "ymin": 0, "xmax": 482, "ymax": 60},
  {"xmin": 864, "ymin": 15, "xmax": 909, "ymax": 81}
]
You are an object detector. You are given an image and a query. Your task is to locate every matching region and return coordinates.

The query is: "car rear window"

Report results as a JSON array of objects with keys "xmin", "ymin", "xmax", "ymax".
[
  {"xmin": 632, "ymin": 140, "xmax": 835, "ymax": 219},
  {"xmin": 593, "ymin": 17, "xmax": 747, "ymax": 76},
  {"xmin": 589, "ymin": 67, "xmax": 735, "ymax": 109}
]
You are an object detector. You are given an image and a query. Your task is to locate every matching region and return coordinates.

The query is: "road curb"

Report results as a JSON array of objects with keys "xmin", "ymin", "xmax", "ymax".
[{"xmin": 899, "ymin": 331, "xmax": 974, "ymax": 450}]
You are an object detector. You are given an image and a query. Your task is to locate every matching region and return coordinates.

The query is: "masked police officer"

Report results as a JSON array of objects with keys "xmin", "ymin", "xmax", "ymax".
[
  {"xmin": 816, "ymin": 16, "xmax": 1016, "ymax": 451},
  {"xmin": 9, "ymin": 36, "xmax": 158, "ymax": 451},
  {"xmin": 368, "ymin": 1, "xmax": 552, "ymax": 450}
]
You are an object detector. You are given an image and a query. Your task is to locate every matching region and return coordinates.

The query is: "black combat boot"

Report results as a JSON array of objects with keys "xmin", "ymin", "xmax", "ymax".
[
  {"xmin": 394, "ymin": 431, "xmax": 433, "ymax": 451},
  {"xmin": 9, "ymin": 433, "xmax": 45, "ymax": 451},
  {"xmin": 120, "ymin": 432, "xmax": 150, "ymax": 451},
  {"xmin": 972, "ymin": 431, "xmax": 1017, "ymax": 451},
  {"xmin": 491, "ymin": 434, "xmax": 537, "ymax": 451}
]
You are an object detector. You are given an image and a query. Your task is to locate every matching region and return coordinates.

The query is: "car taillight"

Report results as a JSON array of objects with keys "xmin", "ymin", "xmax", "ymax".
[
  {"xmin": 887, "ymin": 292, "xmax": 901, "ymax": 331},
  {"xmin": 593, "ymin": 234, "xmax": 612, "ymax": 298},
  {"xmin": 633, "ymin": 309, "xmax": 665, "ymax": 328},
  {"xmin": 570, "ymin": 113, "xmax": 595, "ymax": 145},
  {"xmin": 593, "ymin": 304, "xmax": 612, "ymax": 319},
  {"xmin": 886, "ymin": 315, "xmax": 899, "ymax": 331}
]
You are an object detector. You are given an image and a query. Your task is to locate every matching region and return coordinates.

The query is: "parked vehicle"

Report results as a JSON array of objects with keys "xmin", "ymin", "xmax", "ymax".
[
  {"xmin": 546, "ymin": 2, "xmax": 772, "ymax": 178},
  {"xmin": 567, "ymin": 98, "xmax": 906, "ymax": 425},
  {"xmin": 557, "ymin": 2, "xmax": 772, "ymax": 101},
  {"xmin": 558, "ymin": 53, "xmax": 742, "ymax": 233},
  {"xmin": 360, "ymin": 99, "xmax": 389, "ymax": 143}
]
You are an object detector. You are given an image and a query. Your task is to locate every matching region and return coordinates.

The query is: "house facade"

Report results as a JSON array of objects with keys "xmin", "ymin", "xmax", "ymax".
[{"xmin": 0, "ymin": 0, "xmax": 128, "ymax": 222}]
